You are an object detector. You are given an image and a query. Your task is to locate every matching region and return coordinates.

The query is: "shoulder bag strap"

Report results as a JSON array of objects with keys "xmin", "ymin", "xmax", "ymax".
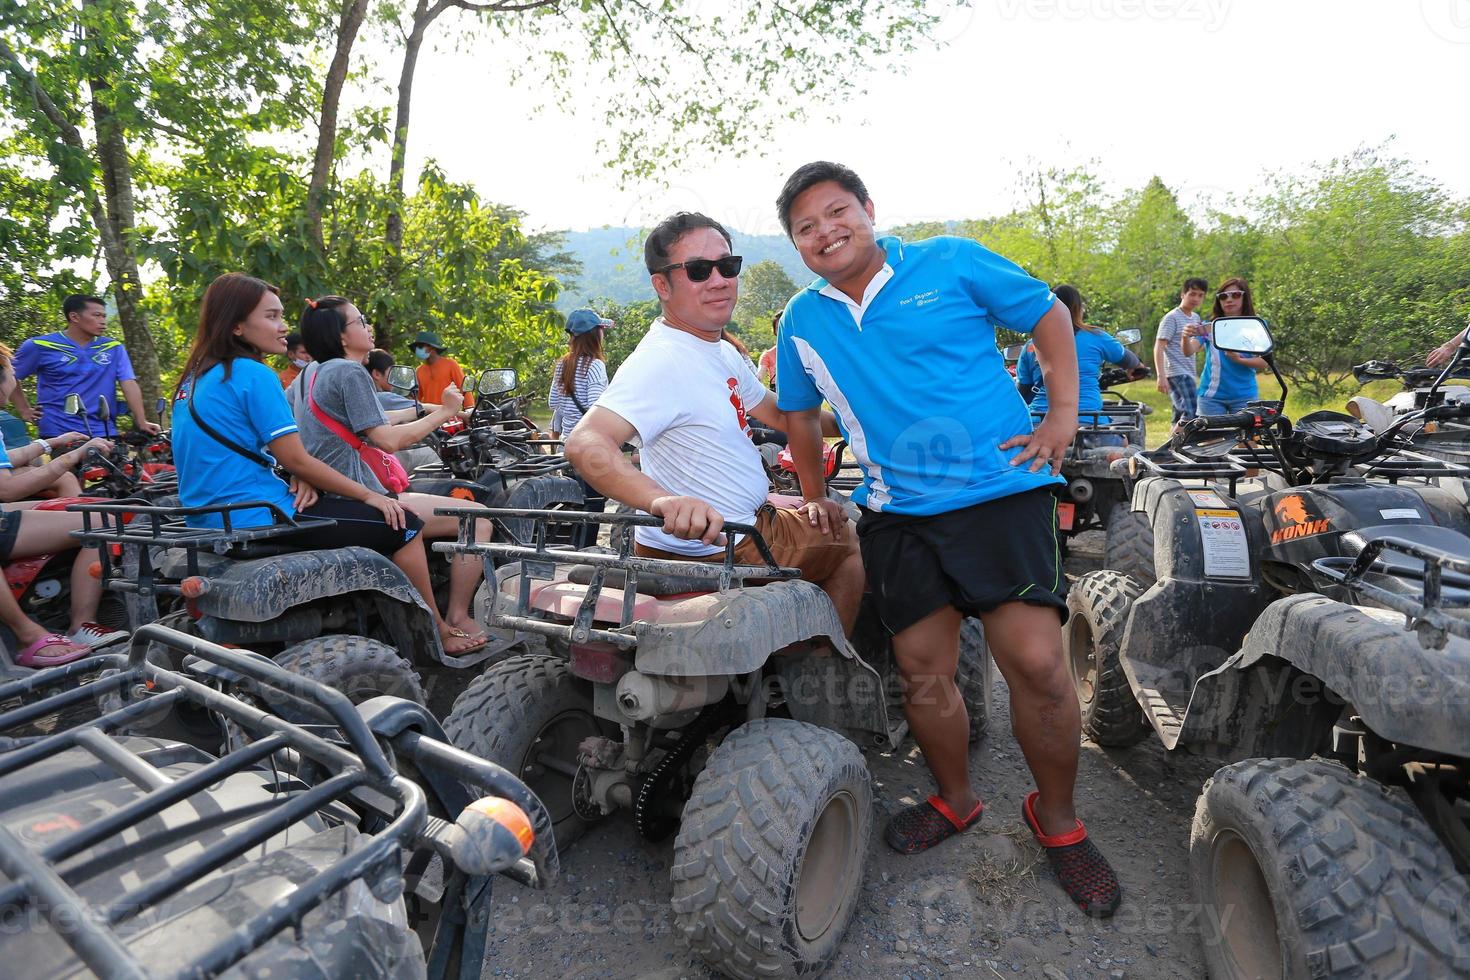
[
  {"xmin": 185, "ymin": 379, "xmax": 273, "ymax": 469},
  {"xmin": 306, "ymin": 367, "xmax": 366, "ymax": 449}
]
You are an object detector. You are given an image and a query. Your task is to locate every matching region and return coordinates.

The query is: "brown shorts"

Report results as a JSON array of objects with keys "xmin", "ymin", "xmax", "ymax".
[{"xmin": 634, "ymin": 504, "xmax": 854, "ymax": 583}]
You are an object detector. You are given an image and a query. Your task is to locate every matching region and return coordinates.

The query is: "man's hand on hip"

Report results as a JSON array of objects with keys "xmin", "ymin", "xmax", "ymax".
[
  {"xmin": 1001, "ymin": 413, "xmax": 1078, "ymax": 475},
  {"xmin": 649, "ymin": 495, "xmax": 726, "ymax": 546}
]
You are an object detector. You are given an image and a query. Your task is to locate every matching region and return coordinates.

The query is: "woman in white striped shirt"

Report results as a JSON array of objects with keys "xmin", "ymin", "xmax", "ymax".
[{"xmin": 549, "ymin": 308, "xmax": 611, "ymax": 438}]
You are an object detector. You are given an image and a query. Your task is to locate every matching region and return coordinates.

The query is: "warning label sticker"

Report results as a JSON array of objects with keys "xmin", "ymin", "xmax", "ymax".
[{"xmin": 1195, "ymin": 508, "xmax": 1250, "ymax": 579}]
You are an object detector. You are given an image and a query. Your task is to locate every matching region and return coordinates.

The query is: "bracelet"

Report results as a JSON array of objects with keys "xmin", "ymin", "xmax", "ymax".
[{"xmin": 33, "ymin": 438, "xmax": 50, "ymax": 457}]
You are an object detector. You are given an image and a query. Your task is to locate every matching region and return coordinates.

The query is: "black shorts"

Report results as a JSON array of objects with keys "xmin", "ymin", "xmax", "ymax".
[
  {"xmin": 857, "ymin": 487, "xmax": 1067, "ymax": 635},
  {"xmin": 0, "ymin": 509, "xmax": 20, "ymax": 562},
  {"xmin": 284, "ymin": 497, "xmax": 424, "ymax": 557}
]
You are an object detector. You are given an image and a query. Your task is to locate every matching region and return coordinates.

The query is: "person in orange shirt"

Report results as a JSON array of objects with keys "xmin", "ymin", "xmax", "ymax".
[
  {"xmin": 279, "ymin": 332, "xmax": 311, "ymax": 389},
  {"xmin": 412, "ymin": 331, "xmax": 474, "ymax": 408}
]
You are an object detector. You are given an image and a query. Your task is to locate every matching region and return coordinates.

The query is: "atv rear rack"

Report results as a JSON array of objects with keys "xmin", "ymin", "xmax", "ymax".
[
  {"xmin": 1356, "ymin": 447, "xmax": 1470, "ymax": 482},
  {"xmin": 435, "ymin": 508, "xmax": 799, "ymax": 649},
  {"xmin": 1315, "ymin": 537, "xmax": 1470, "ymax": 648},
  {"xmin": 0, "ymin": 625, "xmax": 556, "ymax": 980},
  {"xmin": 66, "ymin": 499, "xmax": 337, "ymax": 598}
]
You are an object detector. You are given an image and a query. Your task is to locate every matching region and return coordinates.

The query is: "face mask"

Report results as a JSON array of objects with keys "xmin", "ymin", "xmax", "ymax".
[
  {"xmin": 414, "ymin": 347, "xmax": 431, "ymax": 361},
  {"xmin": 292, "ymin": 358, "xmax": 309, "ymax": 369}
]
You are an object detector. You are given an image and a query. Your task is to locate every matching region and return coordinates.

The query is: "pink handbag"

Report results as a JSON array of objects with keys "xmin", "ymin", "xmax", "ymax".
[{"xmin": 308, "ymin": 371, "xmax": 411, "ymax": 493}]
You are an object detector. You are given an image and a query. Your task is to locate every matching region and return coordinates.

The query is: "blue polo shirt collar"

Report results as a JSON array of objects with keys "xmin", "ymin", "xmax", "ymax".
[{"xmin": 809, "ymin": 236, "xmax": 905, "ymax": 329}]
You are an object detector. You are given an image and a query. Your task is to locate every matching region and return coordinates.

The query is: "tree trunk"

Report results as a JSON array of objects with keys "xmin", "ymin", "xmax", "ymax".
[
  {"xmin": 306, "ymin": 0, "xmax": 371, "ymax": 255},
  {"xmin": 82, "ymin": 0, "xmax": 162, "ymax": 415},
  {"xmin": 383, "ymin": 0, "xmax": 434, "ymax": 352}
]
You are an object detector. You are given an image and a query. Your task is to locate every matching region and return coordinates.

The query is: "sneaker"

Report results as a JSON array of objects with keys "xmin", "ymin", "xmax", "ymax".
[{"xmin": 69, "ymin": 622, "xmax": 128, "ymax": 649}]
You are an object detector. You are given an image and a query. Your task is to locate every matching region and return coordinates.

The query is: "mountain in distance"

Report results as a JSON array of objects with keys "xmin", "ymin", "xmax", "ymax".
[{"xmin": 553, "ymin": 226, "xmax": 813, "ymax": 311}]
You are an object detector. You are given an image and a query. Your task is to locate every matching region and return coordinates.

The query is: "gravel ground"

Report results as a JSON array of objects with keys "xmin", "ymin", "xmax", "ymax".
[{"xmin": 475, "ymin": 534, "xmax": 1230, "ymax": 979}]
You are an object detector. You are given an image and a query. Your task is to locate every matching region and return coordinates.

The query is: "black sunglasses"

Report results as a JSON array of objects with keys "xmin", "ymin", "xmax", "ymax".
[{"xmin": 655, "ymin": 255, "xmax": 743, "ymax": 282}]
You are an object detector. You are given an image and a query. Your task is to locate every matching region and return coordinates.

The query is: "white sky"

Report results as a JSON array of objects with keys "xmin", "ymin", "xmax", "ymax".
[{"xmin": 388, "ymin": 0, "xmax": 1470, "ymax": 236}]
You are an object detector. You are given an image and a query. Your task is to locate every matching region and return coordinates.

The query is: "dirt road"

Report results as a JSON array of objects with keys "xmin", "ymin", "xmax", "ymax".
[{"xmin": 477, "ymin": 538, "xmax": 1228, "ymax": 979}]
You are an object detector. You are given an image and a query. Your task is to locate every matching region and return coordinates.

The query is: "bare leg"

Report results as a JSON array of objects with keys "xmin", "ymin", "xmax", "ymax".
[
  {"xmin": 890, "ymin": 604, "xmax": 978, "ymax": 818},
  {"xmin": 0, "ymin": 579, "xmax": 53, "ymax": 647},
  {"xmin": 389, "ymin": 535, "xmax": 480, "ymax": 655},
  {"xmin": 8, "ymin": 510, "xmax": 100, "ymax": 631},
  {"xmin": 397, "ymin": 492, "xmax": 492, "ymax": 632},
  {"xmin": 979, "ymin": 600, "xmax": 1078, "ymax": 836},
  {"xmin": 819, "ymin": 546, "xmax": 866, "ymax": 637}
]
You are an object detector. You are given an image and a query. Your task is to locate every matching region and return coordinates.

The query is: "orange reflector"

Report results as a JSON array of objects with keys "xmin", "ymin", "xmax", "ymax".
[
  {"xmin": 180, "ymin": 576, "xmax": 209, "ymax": 598},
  {"xmin": 88, "ymin": 562, "xmax": 102, "ymax": 579},
  {"xmin": 1057, "ymin": 502, "xmax": 1076, "ymax": 531},
  {"xmin": 468, "ymin": 797, "xmax": 534, "ymax": 854}
]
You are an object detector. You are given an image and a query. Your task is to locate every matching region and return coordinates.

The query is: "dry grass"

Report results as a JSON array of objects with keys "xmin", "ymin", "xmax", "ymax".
[{"xmin": 966, "ymin": 825, "xmax": 1046, "ymax": 905}]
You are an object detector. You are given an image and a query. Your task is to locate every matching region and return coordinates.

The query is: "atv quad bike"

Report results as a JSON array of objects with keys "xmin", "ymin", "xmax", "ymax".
[
  {"xmin": 1348, "ymin": 358, "xmax": 1470, "ymax": 469},
  {"xmin": 432, "ymin": 506, "xmax": 992, "ymax": 979},
  {"xmin": 64, "ymin": 499, "xmax": 499, "ymax": 711},
  {"xmin": 0, "ymin": 623, "xmax": 556, "ymax": 979},
  {"xmin": 1004, "ymin": 330, "xmax": 1152, "ymax": 555},
  {"xmin": 1068, "ymin": 317, "xmax": 1470, "ymax": 977}
]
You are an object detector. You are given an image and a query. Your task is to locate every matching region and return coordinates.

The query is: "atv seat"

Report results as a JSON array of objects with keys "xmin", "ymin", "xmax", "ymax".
[{"xmin": 566, "ymin": 563, "xmax": 714, "ymax": 597}]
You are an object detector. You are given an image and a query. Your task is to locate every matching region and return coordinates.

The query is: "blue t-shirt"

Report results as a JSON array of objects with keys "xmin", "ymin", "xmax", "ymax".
[
  {"xmin": 777, "ymin": 235, "xmax": 1063, "ymax": 515},
  {"xmin": 1030, "ymin": 329, "xmax": 1128, "ymax": 423},
  {"xmin": 172, "ymin": 359, "xmax": 298, "ymax": 529},
  {"xmin": 1198, "ymin": 327, "xmax": 1260, "ymax": 404},
  {"xmin": 1015, "ymin": 343, "xmax": 1040, "ymax": 398},
  {"xmin": 11, "ymin": 332, "xmax": 136, "ymax": 438}
]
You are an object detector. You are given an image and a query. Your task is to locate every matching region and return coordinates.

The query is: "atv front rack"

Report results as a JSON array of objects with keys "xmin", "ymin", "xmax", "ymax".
[
  {"xmin": 66, "ymin": 499, "xmax": 336, "ymax": 599},
  {"xmin": 0, "ymin": 625, "xmax": 556, "ymax": 980},
  {"xmin": 435, "ymin": 507, "xmax": 799, "ymax": 649},
  {"xmin": 1315, "ymin": 537, "xmax": 1470, "ymax": 647},
  {"xmin": 1030, "ymin": 404, "xmax": 1145, "ymax": 457}
]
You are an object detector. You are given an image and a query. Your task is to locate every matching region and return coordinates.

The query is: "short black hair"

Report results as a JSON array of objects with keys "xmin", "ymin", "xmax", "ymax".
[
  {"xmin": 1183, "ymin": 277, "xmax": 1209, "ymax": 294},
  {"xmin": 285, "ymin": 332, "xmax": 304, "ymax": 350},
  {"xmin": 644, "ymin": 212, "xmax": 733, "ymax": 274},
  {"xmin": 63, "ymin": 294, "xmax": 105, "ymax": 318},
  {"xmin": 776, "ymin": 161, "xmax": 871, "ymax": 237},
  {"xmin": 298, "ymin": 296, "xmax": 351, "ymax": 362},
  {"xmin": 366, "ymin": 348, "xmax": 394, "ymax": 375}
]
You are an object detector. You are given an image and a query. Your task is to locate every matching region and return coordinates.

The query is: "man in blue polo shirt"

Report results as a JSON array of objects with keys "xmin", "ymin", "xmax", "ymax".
[
  {"xmin": 11, "ymin": 294, "xmax": 161, "ymax": 439},
  {"xmin": 775, "ymin": 161, "xmax": 1120, "ymax": 918}
]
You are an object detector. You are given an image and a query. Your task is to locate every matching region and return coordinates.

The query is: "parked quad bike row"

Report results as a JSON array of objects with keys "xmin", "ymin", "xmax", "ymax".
[{"xmin": 2, "ymin": 328, "xmax": 1469, "ymax": 978}]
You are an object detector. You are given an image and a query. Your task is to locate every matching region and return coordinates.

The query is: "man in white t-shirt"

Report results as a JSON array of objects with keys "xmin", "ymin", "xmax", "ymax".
[{"xmin": 565, "ymin": 212, "xmax": 864, "ymax": 634}]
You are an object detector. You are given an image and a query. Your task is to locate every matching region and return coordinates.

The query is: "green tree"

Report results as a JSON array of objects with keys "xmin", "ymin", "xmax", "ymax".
[
  {"xmin": 1251, "ymin": 147, "xmax": 1469, "ymax": 400},
  {"xmin": 732, "ymin": 259, "xmax": 798, "ymax": 342},
  {"xmin": 1101, "ymin": 176, "xmax": 1199, "ymax": 335}
]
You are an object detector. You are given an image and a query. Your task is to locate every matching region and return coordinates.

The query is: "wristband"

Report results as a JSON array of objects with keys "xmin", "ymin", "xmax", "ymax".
[{"xmin": 33, "ymin": 438, "xmax": 51, "ymax": 456}]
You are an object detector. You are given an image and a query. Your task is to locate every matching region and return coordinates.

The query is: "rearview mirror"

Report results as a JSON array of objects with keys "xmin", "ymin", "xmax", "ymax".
[
  {"xmin": 64, "ymin": 393, "xmax": 83, "ymax": 417},
  {"xmin": 1115, "ymin": 328, "xmax": 1141, "ymax": 345},
  {"xmin": 478, "ymin": 369, "xmax": 518, "ymax": 397},
  {"xmin": 386, "ymin": 364, "xmax": 418, "ymax": 394},
  {"xmin": 96, "ymin": 396, "xmax": 111, "ymax": 421},
  {"xmin": 461, "ymin": 372, "xmax": 478, "ymax": 394},
  {"xmin": 155, "ymin": 396, "xmax": 167, "ymax": 418},
  {"xmin": 1212, "ymin": 316, "xmax": 1274, "ymax": 356},
  {"xmin": 1001, "ymin": 343, "xmax": 1028, "ymax": 363}
]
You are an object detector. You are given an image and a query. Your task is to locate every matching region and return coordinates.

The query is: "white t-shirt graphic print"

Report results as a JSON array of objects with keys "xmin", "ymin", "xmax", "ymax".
[{"xmin": 597, "ymin": 318, "xmax": 770, "ymax": 556}]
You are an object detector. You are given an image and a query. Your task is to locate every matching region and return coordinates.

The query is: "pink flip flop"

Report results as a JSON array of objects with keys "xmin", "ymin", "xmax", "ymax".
[{"xmin": 14, "ymin": 633, "xmax": 92, "ymax": 668}]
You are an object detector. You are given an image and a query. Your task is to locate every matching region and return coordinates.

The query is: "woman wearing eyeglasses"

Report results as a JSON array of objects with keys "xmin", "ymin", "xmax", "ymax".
[
  {"xmin": 291, "ymin": 296, "xmax": 495, "ymax": 654},
  {"xmin": 1183, "ymin": 277, "xmax": 1269, "ymax": 415}
]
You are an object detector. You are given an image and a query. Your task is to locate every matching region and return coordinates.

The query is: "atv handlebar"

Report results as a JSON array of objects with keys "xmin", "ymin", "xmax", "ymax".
[{"xmin": 1180, "ymin": 409, "xmax": 1267, "ymax": 435}]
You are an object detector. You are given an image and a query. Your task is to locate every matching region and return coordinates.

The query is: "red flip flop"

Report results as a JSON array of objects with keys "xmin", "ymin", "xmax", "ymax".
[
  {"xmin": 1022, "ymin": 790, "xmax": 1122, "ymax": 918},
  {"xmin": 884, "ymin": 794, "xmax": 984, "ymax": 855}
]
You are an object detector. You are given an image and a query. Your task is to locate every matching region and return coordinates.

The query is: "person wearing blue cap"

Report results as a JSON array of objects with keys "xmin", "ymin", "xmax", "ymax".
[{"xmin": 549, "ymin": 309, "xmax": 612, "ymax": 438}]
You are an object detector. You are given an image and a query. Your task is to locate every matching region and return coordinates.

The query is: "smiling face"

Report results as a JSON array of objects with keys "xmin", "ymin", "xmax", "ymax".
[
  {"xmin": 787, "ymin": 180, "xmax": 882, "ymax": 287},
  {"xmin": 233, "ymin": 290, "xmax": 288, "ymax": 355},
  {"xmin": 651, "ymin": 227, "xmax": 739, "ymax": 335}
]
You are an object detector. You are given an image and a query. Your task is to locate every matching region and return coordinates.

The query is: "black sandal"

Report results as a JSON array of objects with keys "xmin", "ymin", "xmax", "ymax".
[
  {"xmin": 884, "ymin": 795, "xmax": 984, "ymax": 855},
  {"xmin": 1022, "ymin": 790, "xmax": 1122, "ymax": 918}
]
